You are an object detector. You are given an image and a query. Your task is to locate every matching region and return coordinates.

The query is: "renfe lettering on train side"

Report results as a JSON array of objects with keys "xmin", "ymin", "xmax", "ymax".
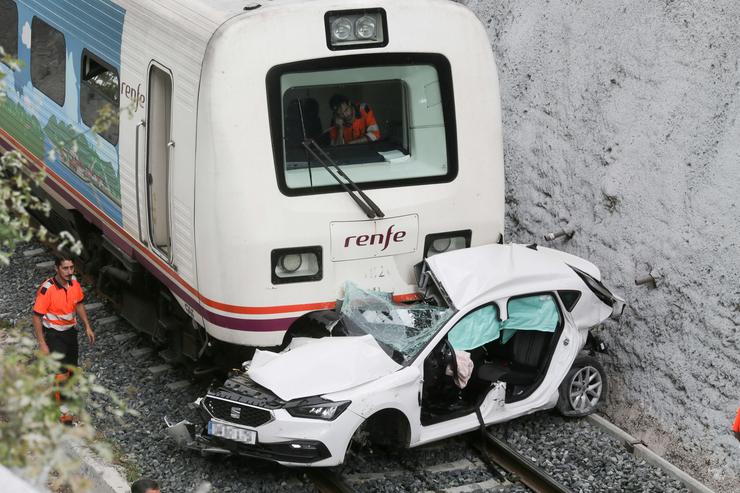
[
  {"xmin": 344, "ymin": 224, "xmax": 407, "ymax": 251},
  {"xmin": 121, "ymin": 81, "xmax": 146, "ymax": 110}
]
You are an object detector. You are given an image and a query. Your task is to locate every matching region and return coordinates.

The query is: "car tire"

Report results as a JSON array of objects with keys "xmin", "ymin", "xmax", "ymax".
[{"xmin": 556, "ymin": 355, "xmax": 607, "ymax": 417}]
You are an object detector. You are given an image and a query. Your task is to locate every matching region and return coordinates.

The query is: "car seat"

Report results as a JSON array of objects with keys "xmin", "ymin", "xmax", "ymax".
[{"xmin": 477, "ymin": 331, "xmax": 551, "ymax": 385}]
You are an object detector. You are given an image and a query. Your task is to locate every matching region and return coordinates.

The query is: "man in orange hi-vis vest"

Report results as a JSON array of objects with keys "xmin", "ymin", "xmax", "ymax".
[
  {"xmin": 32, "ymin": 255, "xmax": 95, "ymax": 424},
  {"xmin": 733, "ymin": 404, "xmax": 740, "ymax": 441},
  {"xmin": 329, "ymin": 93, "xmax": 381, "ymax": 145}
]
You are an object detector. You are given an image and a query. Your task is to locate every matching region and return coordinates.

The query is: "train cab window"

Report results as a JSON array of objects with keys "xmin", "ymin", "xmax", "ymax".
[
  {"xmin": 80, "ymin": 51, "xmax": 120, "ymax": 145},
  {"xmin": 268, "ymin": 54, "xmax": 457, "ymax": 195},
  {"xmin": 0, "ymin": 0, "xmax": 18, "ymax": 62},
  {"xmin": 31, "ymin": 17, "xmax": 66, "ymax": 106}
]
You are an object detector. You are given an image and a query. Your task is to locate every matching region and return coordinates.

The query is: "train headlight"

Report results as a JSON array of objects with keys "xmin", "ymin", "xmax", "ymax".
[
  {"xmin": 325, "ymin": 9, "xmax": 387, "ymax": 50},
  {"xmin": 355, "ymin": 16, "xmax": 377, "ymax": 40},
  {"xmin": 331, "ymin": 17, "xmax": 353, "ymax": 41},
  {"xmin": 430, "ymin": 238, "xmax": 452, "ymax": 254},
  {"xmin": 423, "ymin": 230, "xmax": 472, "ymax": 258},
  {"xmin": 271, "ymin": 247, "xmax": 323, "ymax": 284},
  {"xmin": 279, "ymin": 254, "xmax": 303, "ymax": 273}
]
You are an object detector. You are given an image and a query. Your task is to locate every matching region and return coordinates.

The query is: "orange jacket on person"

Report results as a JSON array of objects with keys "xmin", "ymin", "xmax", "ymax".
[
  {"xmin": 32, "ymin": 276, "xmax": 84, "ymax": 331},
  {"xmin": 330, "ymin": 102, "xmax": 380, "ymax": 144},
  {"xmin": 733, "ymin": 404, "xmax": 740, "ymax": 439}
]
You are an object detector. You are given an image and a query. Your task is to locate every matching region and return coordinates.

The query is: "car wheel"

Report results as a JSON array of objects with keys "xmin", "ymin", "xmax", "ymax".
[{"xmin": 556, "ymin": 355, "xmax": 607, "ymax": 417}]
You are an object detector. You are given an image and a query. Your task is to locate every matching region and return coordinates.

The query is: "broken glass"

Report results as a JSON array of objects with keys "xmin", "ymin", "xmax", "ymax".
[{"xmin": 340, "ymin": 282, "xmax": 454, "ymax": 363}]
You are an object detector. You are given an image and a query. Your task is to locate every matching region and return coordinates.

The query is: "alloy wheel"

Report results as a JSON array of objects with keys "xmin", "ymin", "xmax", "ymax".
[{"xmin": 568, "ymin": 365, "xmax": 603, "ymax": 413}]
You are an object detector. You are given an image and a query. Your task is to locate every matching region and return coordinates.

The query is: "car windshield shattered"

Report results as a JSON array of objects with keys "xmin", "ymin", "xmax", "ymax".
[{"xmin": 340, "ymin": 282, "xmax": 455, "ymax": 364}]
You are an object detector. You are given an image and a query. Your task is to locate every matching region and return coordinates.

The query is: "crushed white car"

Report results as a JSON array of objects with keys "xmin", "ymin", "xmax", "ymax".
[{"xmin": 166, "ymin": 243, "xmax": 624, "ymax": 466}]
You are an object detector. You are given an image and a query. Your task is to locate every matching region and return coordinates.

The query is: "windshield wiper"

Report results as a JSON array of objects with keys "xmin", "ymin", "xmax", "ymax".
[{"xmin": 302, "ymin": 139, "xmax": 385, "ymax": 219}]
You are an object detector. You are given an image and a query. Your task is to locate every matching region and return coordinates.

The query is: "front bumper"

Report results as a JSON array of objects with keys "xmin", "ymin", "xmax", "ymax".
[
  {"xmin": 165, "ymin": 397, "xmax": 363, "ymax": 466},
  {"xmin": 165, "ymin": 418, "xmax": 332, "ymax": 463}
]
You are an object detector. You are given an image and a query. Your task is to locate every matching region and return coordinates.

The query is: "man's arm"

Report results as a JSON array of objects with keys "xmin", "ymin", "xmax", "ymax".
[
  {"xmin": 76, "ymin": 303, "xmax": 95, "ymax": 345},
  {"xmin": 32, "ymin": 313, "xmax": 50, "ymax": 355},
  {"xmin": 332, "ymin": 115, "xmax": 345, "ymax": 145}
]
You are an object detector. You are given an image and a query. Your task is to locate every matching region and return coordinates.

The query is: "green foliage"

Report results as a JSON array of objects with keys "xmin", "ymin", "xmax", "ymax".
[
  {"xmin": 0, "ymin": 148, "xmax": 82, "ymax": 264},
  {"xmin": 0, "ymin": 325, "xmax": 129, "ymax": 491},
  {"xmin": 0, "ymin": 150, "xmax": 53, "ymax": 262}
]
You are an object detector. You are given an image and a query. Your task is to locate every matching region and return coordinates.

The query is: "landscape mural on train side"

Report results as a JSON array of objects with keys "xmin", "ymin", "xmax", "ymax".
[{"xmin": 0, "ymin": 0, "xmax": 125, "ymax": 224}]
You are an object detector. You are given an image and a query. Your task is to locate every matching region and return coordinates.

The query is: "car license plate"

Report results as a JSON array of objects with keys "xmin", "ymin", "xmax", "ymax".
[{"xmin": 207, "ymin": 420, "xmax": 256, "ymax": 445}]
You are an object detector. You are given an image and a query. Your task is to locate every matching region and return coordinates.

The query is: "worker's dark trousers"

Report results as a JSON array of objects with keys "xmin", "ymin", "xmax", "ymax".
[{"xmin": 44, "ymin": 327, "xmax": 78, "ymax": 403}]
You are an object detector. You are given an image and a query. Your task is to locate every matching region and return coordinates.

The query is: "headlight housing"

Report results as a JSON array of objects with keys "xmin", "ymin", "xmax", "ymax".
[
  {"xmin": 271, "ymin": 246, "xmax": 322, "ymax": 284},
  {"xmin": 325, "ymin": 9, "xmax": 388, "ymax": 50},
  {"xmin": 423, "ymin": 230, "xmax": 472, "ymax": 258},
  {"xmin": 331, "ymin": 17, "xmax": 353, "ymax": 41},
  {"xmin": 285, "ymin": 397, "xmax": 351, "ymax": 421}
]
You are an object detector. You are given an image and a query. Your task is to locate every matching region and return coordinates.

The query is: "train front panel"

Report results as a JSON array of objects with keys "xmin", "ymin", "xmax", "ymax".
[{"xmin": 194, "ymin": 0, "xmax": 505, "ymax": 347}]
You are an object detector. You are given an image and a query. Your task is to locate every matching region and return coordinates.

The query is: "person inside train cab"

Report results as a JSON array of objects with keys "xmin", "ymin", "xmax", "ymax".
[
  {"xmin": 31, "ymin": 254, "xmax": 95, "ymax": 424},
  {"xmin": 329, "ymin": 93, "xmax": 381, "ymax": 145}
]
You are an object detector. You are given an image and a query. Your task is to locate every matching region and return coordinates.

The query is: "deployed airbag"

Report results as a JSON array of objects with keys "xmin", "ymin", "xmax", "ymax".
[
  {"xmin": 501, "ymin": 295, "xmax": 559, "ymax": 343},
  {"xmin": 447, "ymin": 295, "xmax": 559, "ymax": 350},
  {"xmin": 448, "ymin": 305, "xmax": 501, "ymax": 350}
]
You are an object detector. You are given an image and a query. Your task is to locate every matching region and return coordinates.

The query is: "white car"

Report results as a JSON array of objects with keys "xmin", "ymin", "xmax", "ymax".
[{"xmin": 167, "ymin": 243, "xmax": 624, "ymax": 466}]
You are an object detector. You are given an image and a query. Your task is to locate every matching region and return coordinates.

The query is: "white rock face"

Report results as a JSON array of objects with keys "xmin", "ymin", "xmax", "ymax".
[{"xmin": 460, "ymin": 0, "xmax": 739, "ymax": 488}]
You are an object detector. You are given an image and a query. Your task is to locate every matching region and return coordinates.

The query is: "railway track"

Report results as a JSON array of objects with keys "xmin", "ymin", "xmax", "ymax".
[
  {"xmin": 473, "ymin": 430, "xmax": 571, "ymax": 493},
  {"xmin": 306, "ymin": 430, "xmax": 573, "ymax": 493},
  {"xmin": 306, "ymin": 468, "xmax": 358, "ymax": 493}
]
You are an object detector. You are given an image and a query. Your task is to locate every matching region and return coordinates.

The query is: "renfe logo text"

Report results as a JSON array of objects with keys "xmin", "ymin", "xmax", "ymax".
[{"xmin": 344, "ymin": 224, "xmax": 407, "ymax": 251}]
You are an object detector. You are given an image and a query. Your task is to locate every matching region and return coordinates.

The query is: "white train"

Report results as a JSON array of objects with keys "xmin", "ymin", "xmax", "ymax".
[{"xmin": 0, "ymin": 0, "xmax": 504, "ymax": 360}]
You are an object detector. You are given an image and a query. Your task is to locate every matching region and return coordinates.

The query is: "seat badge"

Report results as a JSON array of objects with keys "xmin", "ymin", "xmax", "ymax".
[{"xmin": 230, "ymin": 407, "xmax": 241, "ymax": 419}]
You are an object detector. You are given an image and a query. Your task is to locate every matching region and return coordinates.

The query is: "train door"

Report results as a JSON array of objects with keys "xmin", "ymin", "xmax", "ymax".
[{"xmin": 145, "ymin": 63, "xmax": 173, "ymax": 259}]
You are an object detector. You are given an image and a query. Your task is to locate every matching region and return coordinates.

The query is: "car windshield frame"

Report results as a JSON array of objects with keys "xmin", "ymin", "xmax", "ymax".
[
  {"xmin": 266, "ymin": 53, "xmax": 458, "ymax": 197},
  {"xmin": 338, "ymin": 283, "xmax": 457, "ymax": 365}
]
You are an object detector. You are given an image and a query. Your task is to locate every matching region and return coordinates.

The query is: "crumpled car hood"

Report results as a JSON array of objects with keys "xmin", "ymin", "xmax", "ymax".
[{"xmin": 247, "ymin": 335, "xmax": 402, "ymax": 401}]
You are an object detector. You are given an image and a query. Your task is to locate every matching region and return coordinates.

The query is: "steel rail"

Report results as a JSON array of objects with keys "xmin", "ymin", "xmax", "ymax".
[
  {"xmin": 305, "ymin": 468, "xmax": 357, "ymax": 493},
  {"xmin": 473, "ymin": 431, "xmax": 574, "ymax": 493}
]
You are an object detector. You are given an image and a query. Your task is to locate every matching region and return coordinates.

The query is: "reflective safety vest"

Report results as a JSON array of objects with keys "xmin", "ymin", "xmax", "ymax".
[
  {"xmin": 33, "ymin": 276, "xmax": 84, "ymax": 331},
  {"xmin": 733, "ymin": 405, "xmax": 740, "ymax": 435},
  {"xmin": 330, "ymin": 102, "xmax": 381, "ymax": 144}
]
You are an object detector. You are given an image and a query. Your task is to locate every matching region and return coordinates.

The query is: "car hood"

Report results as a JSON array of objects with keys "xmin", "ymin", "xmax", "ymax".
[{"xmin": 247, "ymin": 335, "xmax": 402, "ymax": 401}]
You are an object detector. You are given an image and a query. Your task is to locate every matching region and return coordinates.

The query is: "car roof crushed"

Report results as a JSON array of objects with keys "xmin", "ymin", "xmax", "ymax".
[{"xmin": 424, "ymin": 244, "xmax": 603, "ymax": 310}]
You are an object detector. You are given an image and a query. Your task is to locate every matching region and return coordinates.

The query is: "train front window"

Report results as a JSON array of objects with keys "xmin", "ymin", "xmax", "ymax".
[{"xmin": 268, "ymin": 54, "xmax": 457, "ymax": 195}]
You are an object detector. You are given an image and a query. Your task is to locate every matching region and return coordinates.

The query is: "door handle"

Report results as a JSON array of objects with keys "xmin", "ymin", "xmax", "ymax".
[{"xmin": 135, "ymin": 120, "xmax": 146, "ymax": 243}]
